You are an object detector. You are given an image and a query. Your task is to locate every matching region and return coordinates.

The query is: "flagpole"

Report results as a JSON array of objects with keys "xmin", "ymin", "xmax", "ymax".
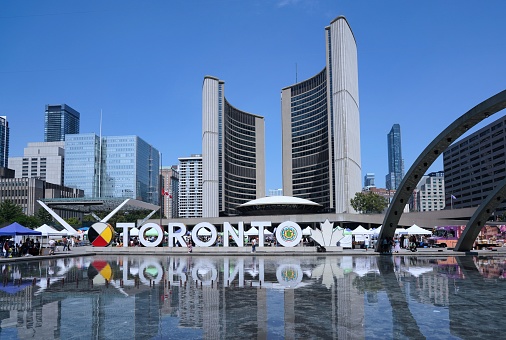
[{"xmin": 451, "ymin": 194, "xmax": 453, "ymax": 210}]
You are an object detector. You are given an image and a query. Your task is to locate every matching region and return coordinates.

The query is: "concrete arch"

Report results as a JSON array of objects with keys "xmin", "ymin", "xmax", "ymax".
[
  {"xmin": 454, "ymin": 176, "xmax": 506, "ymax": 251},
  {"xmin": 376, "ymin": 90, "xmax": 506, "ymax": 251}
]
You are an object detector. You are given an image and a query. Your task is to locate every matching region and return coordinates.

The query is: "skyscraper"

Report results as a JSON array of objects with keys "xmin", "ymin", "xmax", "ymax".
[
  {"xmin": 0, "ymin": 116, "xmax": 9, "ymax": 168},
  {"xmin": 364, "ymin": 173, "xmax": 375, "ymax": 188},
  {"xmin": 281, "ymin": 16, "xmax": 361, "ymax": 213},
  {"xmin": 161, "ymin": 165, "xmax": 179, "ymax": 218},
  {"xmin": 64, "ymin": 133, "xmax": 160, "ymax": 204},
  {"xmin": 386, "ymin": 124, "xmax": 404, "ymax": 190},
  {"xmin": 178, "ymin": 155, "xmax": 203, "ymax": 218},
  {"xmin": 44, "ymin": 104, "xmax": 80, "ymax": 142},
  {"xmin": 202, "ymin": 76, "xmax": 266, "ymax": 217}
]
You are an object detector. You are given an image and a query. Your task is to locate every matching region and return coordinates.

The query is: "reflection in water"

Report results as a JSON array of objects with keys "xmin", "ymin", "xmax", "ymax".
[{"xmin": 0, "ymin": 255, "xmax": 505, "ymax": 338}]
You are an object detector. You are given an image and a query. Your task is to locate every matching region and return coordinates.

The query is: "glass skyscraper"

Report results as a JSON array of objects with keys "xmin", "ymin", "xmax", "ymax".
[
  {"xmin": 386, "ymin": 124, "xmax": 404, "ymax": 190},
  {"xmin": 0, "ymin": 116, "xmax": 9, "ymax": 168},
  {"xmin": 64, "ymin": 133, "xmax": 160, "ymax": 204},
  {"xmin": 44, "ymin": 104, "xmax": 80, "ymax": 142},
  {"xmin": 281, "ymin": 16, "xmax": 361, "ymax": 213}
]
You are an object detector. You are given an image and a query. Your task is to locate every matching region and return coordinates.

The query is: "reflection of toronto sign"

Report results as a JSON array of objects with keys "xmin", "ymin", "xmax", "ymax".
[{"xmin": 88, "ymin": 219, "xmax": 346, "ymax": 248}]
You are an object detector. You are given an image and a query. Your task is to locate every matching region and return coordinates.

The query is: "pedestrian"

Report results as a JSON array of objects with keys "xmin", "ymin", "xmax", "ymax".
[
  {"xmin": 364, "ymin": 236, "xmax": 370, "ymax": 251},
  {"xmin": 187, "ymin": 239, "xmax": 193, "ymax": 253},
  {"xmin": 49, "ymin": 239, "xmax": 56, "ymax": 255},
  {"xmin": 3, "ymin": 241, "xmax": 9, "ymax": 258},
  {"xmin": 394, "ymin": 237, "xmax": 401, "ymax": 253},
  {"xmin": 252, "ymin": 237, "xmax": 257, "ymax": 253}
]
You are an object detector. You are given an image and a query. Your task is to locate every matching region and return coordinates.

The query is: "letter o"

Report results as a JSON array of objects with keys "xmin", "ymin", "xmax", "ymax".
[
  {"xmin": 138, "ymin": 223, "xmax": 164, "ymax": 247},
  {"xmin": 192, "ymin": 222, "xmax": 217, "ymax": 247},
  {"xmin": 275, "ymin": 221, "xmax": 302, "ymax": 247}
]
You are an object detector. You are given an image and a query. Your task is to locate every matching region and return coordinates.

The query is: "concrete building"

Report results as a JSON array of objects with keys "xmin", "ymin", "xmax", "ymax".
[
  {"xmin": 64, "ymin": 133, "xmax": 160, "ymax": 205},
  {"xmin": 281, "ymin": 16, "xmax": 361, "ymax": 213},
  {"xmin": 0, "ymin": 177, "xmax": 83, "ymax": 217},
  {"xmin": 0, "ymin": 116, "xmax": 9, "ymax": 168},
  {"xmin": 416, "ymin": 171, "xmax": 445, "ymax": 212},
  {"xmin": 443, "ymin": 114, "xmax": 506, "ymax": 214},
  {"xmin": 202, "ymin": 76, "xmax": 266, "ymax": 217},
  {"xmin": 161, "ymin": 165, "xmax": 179, "ymax": 218},
  {"xmin": 9, "ymin": 141, "xmax": 65, "ymax": 185},
  {"xmin": 44, "ymin": 104, "xmax": 80, "ymax": 142},
  {"xmin": 386, "ymin": 124, "xmax": 404, "ymax": 190},
  {"xmin": 178, "ymin": 155, "xmax": 203, "ymax": 218}
]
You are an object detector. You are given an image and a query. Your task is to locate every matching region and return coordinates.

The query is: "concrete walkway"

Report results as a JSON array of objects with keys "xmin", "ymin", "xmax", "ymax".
[{"xmin": 2, "ymin": 245, "xmax": 506, "ymax": 263}]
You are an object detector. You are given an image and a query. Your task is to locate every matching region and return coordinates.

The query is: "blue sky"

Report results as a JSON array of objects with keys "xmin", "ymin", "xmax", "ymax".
[{"xmin": 1, "ymin": 0, "xmax": 505, "ymax": 191}]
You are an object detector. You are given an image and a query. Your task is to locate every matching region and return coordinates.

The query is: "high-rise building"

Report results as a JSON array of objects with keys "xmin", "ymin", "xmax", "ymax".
[
  {"xmin": 386, "ymin": 124, "xmax": 404, "ymax": 190},
  {"xmin": 416, "ymin": 171, "xmax": 445, "ymax": 212},
  {"xmin": 0, "ymin": 116, "xmax": 9, "ymax": 168},
  {"xmin": 44, "ymin": 104, "xmax": 80, "ymax": 142},
  {"xmin": 443, "ymin": 114, "xmax": 506, "ymax": 213},
  {"xmin": 202, "ymin": 76, "xmax": 266, "ymax": 217},
  {"xmin": 364, "ymin": 173, "xmax": 375, "ymax": 188},
  {"xmin": 64, "ymin": 133, "xmax": 160, "ymax": 204},
  {"xmin": 161, "ymin": 165, "xmax": 179, "ymax": 218},
  {"xmin": 178, "ymin": 155, "xmax": 203, "ymax": 218},
  {"xmin": 281, "ymin": 16, "xmax": 361, "ymax": 213},
  {"xmin": 9, "ymin": 142, "xmax": 65, "ymax": 185}
]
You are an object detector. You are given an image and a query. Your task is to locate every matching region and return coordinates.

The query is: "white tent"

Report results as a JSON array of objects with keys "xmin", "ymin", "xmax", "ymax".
[
  {"xmin": 35, "ymin": 224, "xmax": 63, "ymax": 236},
  {"xmin": 372, "ymin": 225, "xmax": 382, "ymax": 235},
  {"xmin": 197, "ymin": 227, "xmax": 212, "ymax": 236},
  {"xmin": 395, "ymin": 228, "xmax": 407, "ymax": 235},
  {"xmin": 244, "ymin": 227, "xmax": 259, "ymax": 236},
  {"xmin": 405, "ymin": 224, "xmax": 432, "ymax": 235},
  {"xmin": 129, "ymin": 227, "xmax": 140, "ymax": 236},
  {"xmin": 351, "ymin": 225, "xmax": 373, "ymax": 235}
]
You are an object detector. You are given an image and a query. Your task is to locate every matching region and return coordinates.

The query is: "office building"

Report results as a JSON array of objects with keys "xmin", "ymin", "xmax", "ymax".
[
  {"xmin": 9, "ymin": 141, "xmax": 65, "ymax": 185},
  {"xmin": 161, "ymin": 165, "xmax": 179, "ymax": 218},
  {"xmin": 416, "ymin": 171, "xmax": 445, "ymax": 212},
  {"xmin": 178, "ymin": 154, "xmax": 203, "ymax": 218},
  {"xmin": 0, "ymin": 116, "xmax": 9, "ymax": 168},
  {"xmin": 0, "ymin": 177, "xmax": 83, "ymax": 217},
  {"xmin": 202, "ymin": 76, "xmax": 266, "ymax": 217},
  {"xmin": 386, "ymin": 124, "xmax": 404, "ymax": 190},
  {"xmin": 364, "ymin": 173, "xmax": 375, "ymax": 188},
  {"xmin": 268, "ymin": 189, "xmax": 283, "ymax": 196},
  {"xmin": 64, "ymin": 133, "xmax": 160, "ymax": 205},
  {"xmin": 281, "ymin": 16, "xmax": 361, "ymax": 213},
  {"xmin": 443, "ymin": 114, "xmax": 506, "ymax": 213},
  {"xmin": 44, "ymin": 104, "xmax": 80, "ymax": 142}
]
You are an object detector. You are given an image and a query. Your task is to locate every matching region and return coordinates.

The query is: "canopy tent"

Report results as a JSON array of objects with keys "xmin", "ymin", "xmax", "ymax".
[
  {"xmin": 197, "ymin": 227, "xmax": 212, "ymax": 236},
  {"xmin": 395, "ymin": 228, "xmax": 407, "ymax": 235},
  {"xmin": 372, "ymin": 225, "xmax": 382, "ymax": 235},
  {"xmin": 129, "ymin": 227, "xmax": 140, "ymax": 236},
  {"xmin": 35, "ymin": 224, "xmax": 66, "ymax": 237},
  {"xmin": 405, "ymin": 224, "xmax": 432, "ymax": 235},
  {"xmin": 351, "ymin": 225, "xmax": 373, "ymax": 235},
  {"xmin": 144, "ymin": 227, "xmax": 160, "ymax": 237},
  {"xmin": 0, "ymin": 222, "xmax": 42, "ymax": 236},
  {"xmin": 244, "ymin": 227, "xmax": 259, "ymax": 236}
]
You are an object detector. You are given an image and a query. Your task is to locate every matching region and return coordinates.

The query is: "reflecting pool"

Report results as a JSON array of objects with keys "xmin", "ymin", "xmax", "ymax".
[{"xmin": 0, "ymin": 254, "xmax": 505, "ymax": 339}]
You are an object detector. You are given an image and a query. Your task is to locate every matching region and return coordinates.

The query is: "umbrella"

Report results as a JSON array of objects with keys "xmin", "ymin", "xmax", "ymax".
[{"xmin": 0, "ymin": 222, "xmax": 42, "ymax": 236}]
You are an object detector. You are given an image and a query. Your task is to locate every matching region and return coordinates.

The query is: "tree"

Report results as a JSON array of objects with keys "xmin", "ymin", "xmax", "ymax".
[
  {"xmin": 65, "ymin": 217, "xmax": 81, "ymax": 227},
  {"xmin": 0, "ymin": 200, "xmax": 24, "ymax": 224},
  {"xmin": 35, "ymin": 208, "xmax": 53, "ymax": 225},
  {"xmin": 350, "ymin": 192, "xmax": 388, "ymax": 214}
]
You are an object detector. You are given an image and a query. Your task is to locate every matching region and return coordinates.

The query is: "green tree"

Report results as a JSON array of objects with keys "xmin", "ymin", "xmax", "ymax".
[
  {"xmin": 35, "ymin": 208, "xmax": 53, "ymax": 225},
  {"xmin": 17, "ymin": 215, "xmax": 40, "ymax": 229},
  {"xmin": 350, "ymin": 192, "xmax": 388, "ymax": 214},
  {"xmin": 0, "ymin": 200, "xmax": 24, "ymax": 224},
  {"xmin": 65, "ymin": 217, "xmax": 81, "ymax": 227}
]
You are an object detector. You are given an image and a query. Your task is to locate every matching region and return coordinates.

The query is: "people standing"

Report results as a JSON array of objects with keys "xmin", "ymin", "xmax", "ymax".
[
  {"xmin": 252, "ymin": 238, "xmax": 257, "ymax": 253},
  {"xmin": 394, "ymin": 238, "xmax": 401, "ymax": 253},
  {"xmin": 364, "ymin": 237, "xmax": 370, "ymax": 251}
]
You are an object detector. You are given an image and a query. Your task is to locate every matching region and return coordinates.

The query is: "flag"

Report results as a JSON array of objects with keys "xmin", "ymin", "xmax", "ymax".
[
  {"xmin": 162, "ymin": 189, "xmax": 169, "ymax": 196},
  {"xmin": 451, "ymin": 194, "xmax": 457, "ymax": 200}
]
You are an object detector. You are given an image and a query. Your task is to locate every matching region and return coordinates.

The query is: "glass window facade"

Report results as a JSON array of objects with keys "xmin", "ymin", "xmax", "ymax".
[
  {"xmin": 44, "ymin": 104, "xmax": 80, "ymax": 142},
  {"xmin": 0, "ymin": 116, "xmax": 9, "ymax": 168}
]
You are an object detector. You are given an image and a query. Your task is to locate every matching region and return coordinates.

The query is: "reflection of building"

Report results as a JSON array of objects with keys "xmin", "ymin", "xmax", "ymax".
[
  {"xmin": 202, "ymin": 76, "xmax": 266, "ymax": 217},
  {"xmin": 281, "ymin": 16, "xmax": 361, "ymax": 214},
  {"xmin": 64, "ymin": 133, "xmax": 160, "ymax": 204},
  {"xmin": 9, "ymin": 142, "xmax": 65, "ymax": 185},
  {"xmin": 44, "ymin": 104, "xmax": 80, "ymax": 142}
]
